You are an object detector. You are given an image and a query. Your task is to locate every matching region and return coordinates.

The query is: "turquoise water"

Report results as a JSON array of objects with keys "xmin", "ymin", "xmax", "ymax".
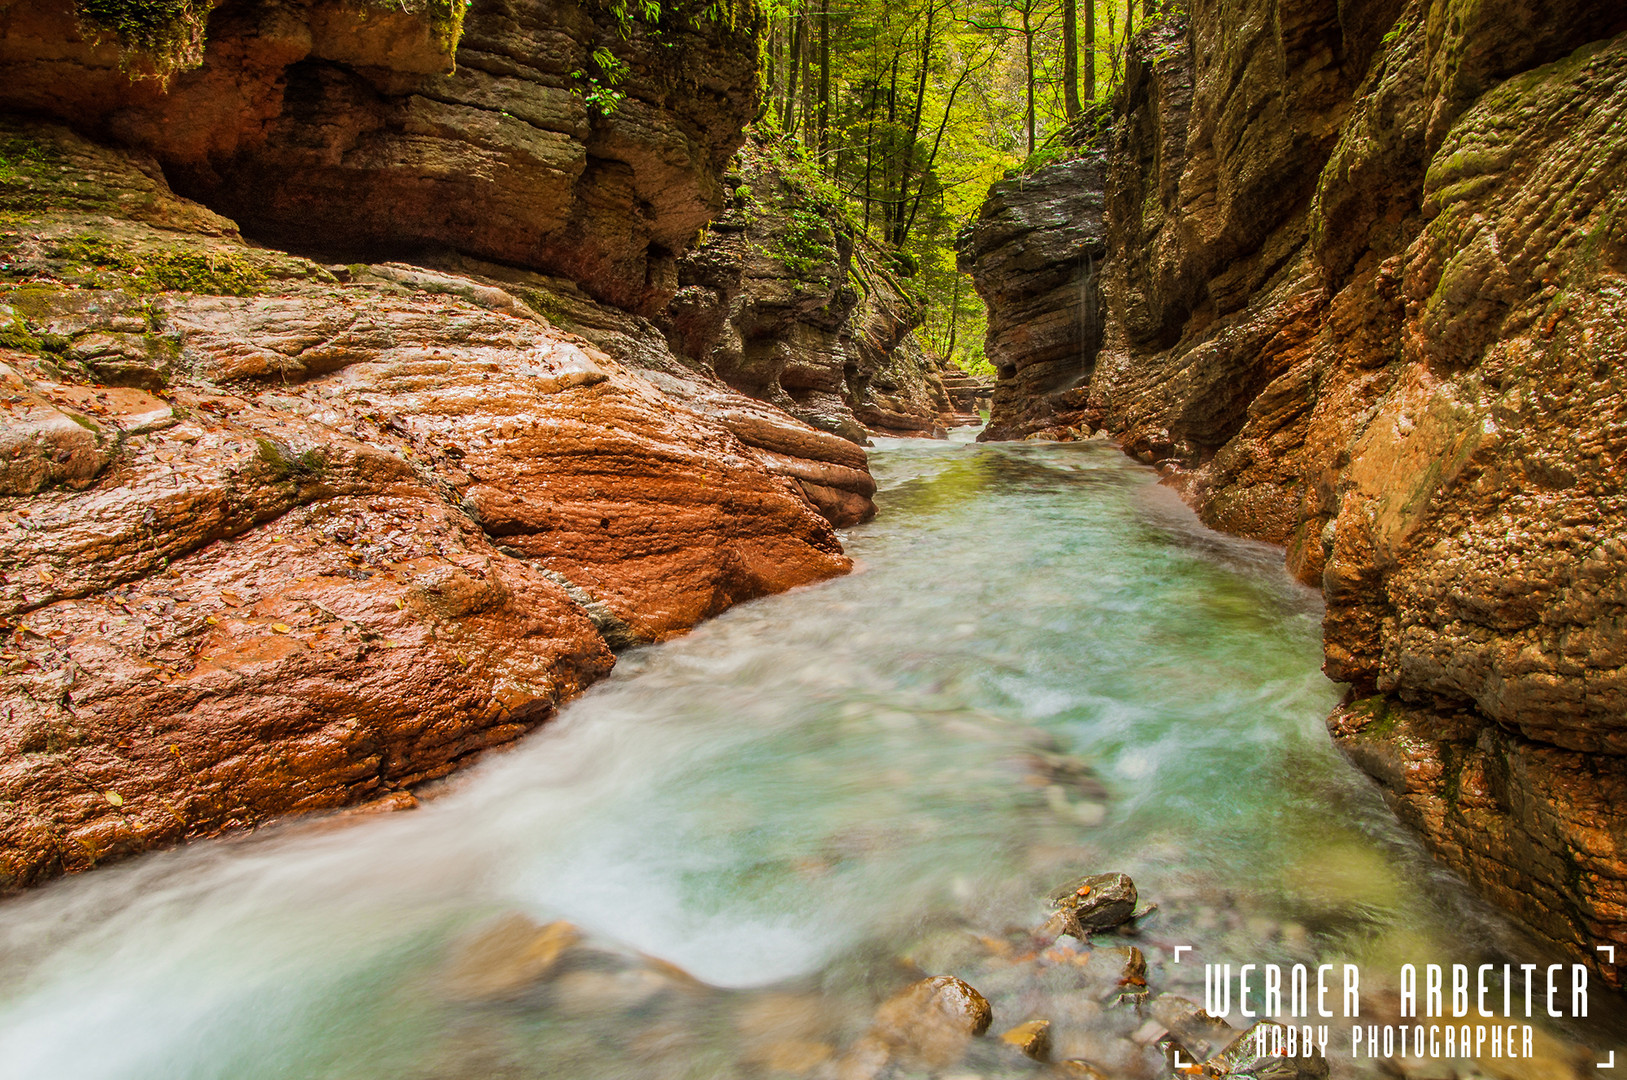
[{"xmin": 0, "ymin": 436, "xmax": 1591, "ymax": 1078}]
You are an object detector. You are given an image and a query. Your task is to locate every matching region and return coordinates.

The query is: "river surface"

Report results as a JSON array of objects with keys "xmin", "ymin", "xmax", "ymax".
[{"xmin": 0, "ymin": 435, "xmax": 1601, "ymax": 1079}]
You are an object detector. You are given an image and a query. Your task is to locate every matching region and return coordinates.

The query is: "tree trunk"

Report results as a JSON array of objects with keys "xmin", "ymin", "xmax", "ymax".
[
  {"xmin": 800, "ymin": 17, "xmax": 814, "ymax": 144},
  {"xmin": 1062, "ymin": 0, "xmax": 1080, "ymax": 119},
  {"xmin": 893, "ymin": 1, "xmax": 935, "ymax": 247},
  {"xmin": 817, "ymin": 0, "xmax": 831, "ymax": 168},
  {"xmin": 1084, "ymin": 0, "xmax": 1095, "ymax": 101},
  {"xmin": 781, "ymin": 7, "xmax": 804, "ymax": 132},
  {"xmin": 1023, "ymin": 3, "xmax": 1036, "ymax": 154},
  {"xmin": 882, "ymin": 51, "xmax": 900, "ymax": 240}
]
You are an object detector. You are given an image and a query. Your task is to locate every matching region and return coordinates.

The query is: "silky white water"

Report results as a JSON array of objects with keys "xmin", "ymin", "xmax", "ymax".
[{"xmin": 0, "ymin": 436, "xmax": 1596, "ymax": 1079}]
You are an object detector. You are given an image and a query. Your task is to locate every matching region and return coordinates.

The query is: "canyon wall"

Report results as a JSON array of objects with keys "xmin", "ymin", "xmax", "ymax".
[
  {"xmin": 957, "ymin": 153, "xmax": 1106, "ymax": 441},
  {"xmin": 970, "ymin": 0, "xmax": 1627, "ymax": 980},
  {"xmin": 669, "ymin": 142, "xmax": 960, "ymax": 444},
  {"xmin": 0, "ymin": 0, "xmax": 912, "ymax": 887},
  {"xmin": 0, "ymin": 0, "xmax": 759, "ymax": 315}
]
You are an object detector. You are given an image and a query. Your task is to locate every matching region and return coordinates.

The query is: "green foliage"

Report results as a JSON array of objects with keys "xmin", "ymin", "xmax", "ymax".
[
  {"xmin": 755, "ymin": 0, "xmax": 1144, "ymax": 374},
  {"xmin": 773, "ymin": 208, "xmax": 839, "ymax": 279},
  {"xmin": 0, "ymin": 311, "xmax": 68, "ymax": 358},
  {"xmin": 0, "ymin": 130, "xmax": 115, "ymax": 217},
  {"xmin": 72, "ymin": 0, "xmax": 469, "ymax": 75},
  {"xmin": 73, "ymin": 0, "xmax": 212, "ymax": 72},
  {"xmin": 49, "ymin": 235, "xmax": 268, "ymax": 296},
  {"xmin": 421, "ymin": 0, "xmax": 473, "ymax": 57},
  {"xmin": 572, "ymin": 46, "xmax": 632, "ymax": 115}
]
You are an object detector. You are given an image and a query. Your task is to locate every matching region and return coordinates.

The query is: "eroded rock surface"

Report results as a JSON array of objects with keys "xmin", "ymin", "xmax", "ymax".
[
  {"xmin": 669, "ymin": 142, "xmax": 960, "ymax": 443},
  {"xmin": 0, "ymin": 0, "xmax": 760, "ymax": 315},
  {"xmin": 957, "ymin": 154, "xmax": 1106, "ymax": 441},
  {"xmin": 0, "ymin": 119, "xmax": 853, "ymax": 890},
  {"xmin": 968, "ymin": 0, "xmax": 1627, "ymax": 976}
]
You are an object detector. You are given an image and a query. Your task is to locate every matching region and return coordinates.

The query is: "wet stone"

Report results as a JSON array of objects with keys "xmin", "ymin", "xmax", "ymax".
[
  {"xmin": 439, "ymin": 915, "xmax": 581, "ymax": 1001},
  {"xmin": 999, "ymin": 1018, "xmax": 1052, "ymax": 1061},
  {"xmin": 1205, "ymin": 1021, "xmax": 1329, "ymax": 1079},
  {"xmin": 844, "ymin": 974, "xmax": 993, "ymax": 1073},
  {"xmin": 1047, "ymin": 872, "xmax": 1138, "ymax": 937},
  {"xmin": 1148, "ymin": 993, "xmax": 1237, "ymax": 1061},
  {"xmin": 1073, "ymin": 945, "xmax": 1146, "ymax": 1002}
]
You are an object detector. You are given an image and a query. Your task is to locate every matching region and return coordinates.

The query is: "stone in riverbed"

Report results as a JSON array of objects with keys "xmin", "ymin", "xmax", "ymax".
[
  {"xmin": 439, "ymin": 915, "xmax": 581, "ymax": 1001},
  {"xmin": 838, "ymin": 974, "xmax": 993, "ymax": 1076},
  {"xmin": 1000, "ymin": 1018, "xmax": 1052, "ymax": 1060},
  {"xmin": 1047, "ymin": 872, "xmax": 1138, "ymax": 937},
  {"xmin": 1051, "ymin": 1061, "xmax": 1110, "ymax": 1079},
  {"xmin": 1148, "ymin": 992, "xmax": 1238, "ymax": 1061},
  {"xmin": 1070, "ymin": 945, "xmax": 1148, "ymax": 1005},
  {"xmin": 1204, "ymin": 1021, "xmax": 1329, "ymax": 1079}
]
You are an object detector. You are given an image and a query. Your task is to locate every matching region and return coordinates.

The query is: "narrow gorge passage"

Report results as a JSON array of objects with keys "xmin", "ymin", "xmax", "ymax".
[{"xmin": 0, "ymin": 436, "xmax": 1605, "ymax": 1079}]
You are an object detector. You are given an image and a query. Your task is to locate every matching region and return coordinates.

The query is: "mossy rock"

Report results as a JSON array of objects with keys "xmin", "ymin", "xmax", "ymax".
[
  {"xmin": 49, "ymin": 234, "xmax": 267, "ymax": 295},
  {"xmin": 72, "ymin": 0, "xmax": 468, "ymax": 75},
  {"xmin": 73, "ymin": 0, "xmax": 214, "ymax": 73}
]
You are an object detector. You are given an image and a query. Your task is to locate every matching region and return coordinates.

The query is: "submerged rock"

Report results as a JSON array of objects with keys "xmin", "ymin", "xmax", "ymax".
[
  {"xmin": 440, "ymin": 916, "xmax": 582, "ymax": 1001},
  {"xmin": 838, "ymin": 974, "xmax": 994, "ymax": 1076},
  {"xmin": 1000, "ymin": 1018, "xmax": 1052, "ymax": 1060},
  {"xmin": 1147, "ymin": 993, "xmax": 1237, "ymax": 1062}
]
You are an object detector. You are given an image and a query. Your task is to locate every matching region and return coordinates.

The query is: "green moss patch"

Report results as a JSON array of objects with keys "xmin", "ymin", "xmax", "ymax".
[{"xmin": 48, "ymin": 235, "xmax": 268, "ymax": 295}]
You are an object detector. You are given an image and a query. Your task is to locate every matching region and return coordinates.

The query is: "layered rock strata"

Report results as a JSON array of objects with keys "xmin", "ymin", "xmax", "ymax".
[
  {"xmin": 957, "ymin": 154, "xmax": 1106, "ymax": 440},
  {"xmin": 0, "ymin": 0, "xmax": 760, "ymax": 315},
  {"xmin": 0, "ymin": 117, "xmax": 855, "ymax": 891},
  {"xmin": 970, "ymin": 0, "xmax": 1627, "ymax": 977},
  {"xmin": 668, "ymin": 143, "xmax": 959, "ymax": 443},
  {"xmin": 423, "ymin": 253, "xmax": 883, "ymax": 526}
]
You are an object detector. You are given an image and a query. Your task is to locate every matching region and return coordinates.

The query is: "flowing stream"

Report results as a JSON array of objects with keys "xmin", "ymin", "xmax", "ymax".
[{"xmin": 0, "ymin": 436, "xmax": 1602, "ymax": 1079}]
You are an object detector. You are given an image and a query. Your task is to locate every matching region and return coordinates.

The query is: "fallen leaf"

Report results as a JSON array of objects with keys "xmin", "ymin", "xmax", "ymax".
[
  {"xmin": 36, "ymin": 567, "xmax": 53, "ymax": 584},
  {"xmin": 104, "ymin": 791, "xmax": 124, "ymax": 807},
  {"xmin": 219, "ymin": 591, "xmax": 243, "ymax": 607},
  {"xmin": 271, "ymin": 623, "xmax": 292, "ymax": 634}
]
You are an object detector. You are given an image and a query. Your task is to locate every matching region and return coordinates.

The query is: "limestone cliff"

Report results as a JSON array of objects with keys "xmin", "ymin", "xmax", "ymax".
[
  {"xmin": 0, "ymin": 0, "xmax": 760, "ymax": 316},
  {"xmin": 0, "ymin": 118, "xmax": 859, "ymax": 891},
  {"xmin": 956, "ymin": 153, "xmax": 1106, "ymax": 441},
  {"xmin": 970, "ymin": 0, "xmax": 1627, "ymax": 979},
  {"xmin": 668, "ymin": 141, "xmax": 959, "ymax": 447},
  {"xmin": 0, "ymin": 0, "xmax": 897, "ymax": 889}
]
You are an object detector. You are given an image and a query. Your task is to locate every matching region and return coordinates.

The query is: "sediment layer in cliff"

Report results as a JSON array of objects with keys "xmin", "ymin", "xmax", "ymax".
[
  {"xmin": 668, "ymin": 140, "xmax": 961, "ymax": 448},
  {"xmin": 972, "ymin": 0, "xmax": 1627, "ymax": 979},
  {"xmin": 957, "ymin": 152, "xmax": 1106, "ymax": 442}
]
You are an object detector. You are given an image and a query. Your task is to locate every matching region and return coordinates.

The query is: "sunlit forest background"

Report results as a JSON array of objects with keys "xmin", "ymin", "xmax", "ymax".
[{"xmin": 751, "ymin": 0, "xmax": 1158, "ymax": 376}]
